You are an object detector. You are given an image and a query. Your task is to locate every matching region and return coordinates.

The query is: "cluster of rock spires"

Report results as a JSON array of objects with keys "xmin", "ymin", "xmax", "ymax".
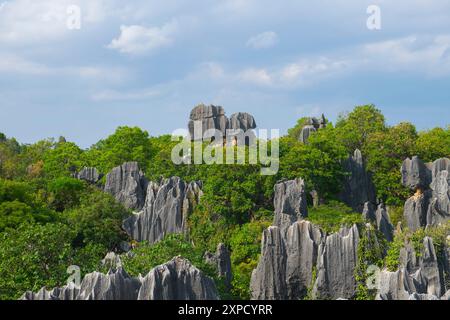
[
  {"xmin": 250, "ymin": 178, "xmax": 360, "ymax": 300},
  {"xmin": 401, "ymin": 157, "xmax": 450, "ymax": 231},
  {"xmin": 204, "ymin": 243, "xmax": 233, "ymax": 291},
  {"xmin": 250, "ymin": 177, "xmax": 449, "ymax": 300},
  {"xmin": 376, "ymin": 236, "xmax": 449, "ymax": 300},
  {"xmin": 22, "ymin": 257, "xmax": 219, "ymax": 300},
  {"xmin": 298, "ymin": 115, "xmax": 327, "ymax": 144},
  {"xmin": 188, "ymin": 104, "xmax": 257, "ymax": 142},
  {"xmin": 101, "ymin": 162, "xmax": 203, "ymax": 244}
]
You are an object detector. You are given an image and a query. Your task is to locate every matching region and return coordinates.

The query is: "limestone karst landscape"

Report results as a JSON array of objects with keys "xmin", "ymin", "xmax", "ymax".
[{"xmin": 4, "ymin": 104, "xmax": 447, "ymax": 301}]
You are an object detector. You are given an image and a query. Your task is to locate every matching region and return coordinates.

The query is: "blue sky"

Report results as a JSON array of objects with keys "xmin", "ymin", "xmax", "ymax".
[{"xmin": 1, "ymin": 0, "xmax": 450, "ymax": 148}]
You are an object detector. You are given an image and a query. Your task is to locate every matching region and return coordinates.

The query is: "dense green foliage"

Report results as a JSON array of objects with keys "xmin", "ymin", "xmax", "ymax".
[{"xmin": 0, "ymin": 105, "xmax": 449, "ymax": 300}]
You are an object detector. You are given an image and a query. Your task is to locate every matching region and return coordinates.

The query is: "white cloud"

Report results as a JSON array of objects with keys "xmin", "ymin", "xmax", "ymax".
[
  {"xmin": 238, "ymin": 68, "xmax": 272, "ymax": 85},
  {"xmin": 246, "ymin": 31, "xmax": 278, "ymax": 49},
  {"xmin": 108, "ymin": 21, "xmax": 178, "ymax": 55}
]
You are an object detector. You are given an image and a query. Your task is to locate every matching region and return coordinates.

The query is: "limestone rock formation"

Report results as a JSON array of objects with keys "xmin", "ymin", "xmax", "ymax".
[
  {"xmin": 362, "ymin": 202, "xmax": 394, "ymax": 242},
  {"xmin": 376, "ymin": 237, "xmax": 447, "ymax": 300},
  {"xmin": 229, "ymin": 112, "xmax": 257, "ymax": 132},
  {"xmin": 187, "ymin": 104, "xmax": 257, "ymax": 144},
  {"xmin": 188, "ymin": 104, "xmax": 228, "ymax": 141},
  {"xmin": 21, "ymin": 258, "xmax": 218, "ymax": 300},
  {"xmin": 123, "ymin": 177, "xmax": 202, "ymax": 244},
  {"xmin": 138, "ymin": 257, "xmax": 219, "ymax": 300},
  {"xmin": 273, "ymin": 178, "xmax": 308, "ymax": 231},
  {"xmin": 104, "ymin": 162, "xmax": 147, "ymax": 211},
  {"xmin": 401, "ymin": 157, "xmax": 450, "ymax": 230},
  {"xmin": 250, "ymin": 221, "xmax": 323, "ymax": 300},
  {"xmin": 75, "ymin": 167, "xmax": 101, "ymax": 184},
  {"xmin": 204, "ymin": 243, "xmax": 233, "ymax": 290},
  {"xmin": 298, "ymin": 115, "xmax": 327, "ymax": 144},
  {"xmin": 250, "ymin": 226, "xmax": 288, "ymax": 300},
  {"xmin": 299, "ymin": 125, "xmax": 317, "ymax": 144},
  {"xmin": 401, "ymin": 156, "xmax": 432, "ymax": 191},
  {"xmin": 312, "ymin": 224, "xmax": 360, "ymax": 300},
  {"xmin": 340, "ymin": 149, "xmax": 376, "ymax": 212}
]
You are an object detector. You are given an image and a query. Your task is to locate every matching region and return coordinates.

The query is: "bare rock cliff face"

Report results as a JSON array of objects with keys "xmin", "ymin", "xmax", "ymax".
[{"xmin": 21, "ymin": 257, "xmax": 219, "ymax": 301}]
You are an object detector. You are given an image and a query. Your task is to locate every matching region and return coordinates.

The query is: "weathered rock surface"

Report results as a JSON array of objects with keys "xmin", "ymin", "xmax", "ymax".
[
  {"xmin": 104, "ymin": 162, "xmax": 147, "ymax": 211},
  {"xmin": 362, "ymin": 202, "xmax": 394, "ymax": 242},
  {"xmin": 75, "ymin": 167, "xmax": 101, "ymax": 184},
  {"xmin": 204, "ymin": 243, "xmax": 233, "ymax": 290},
  {"xmin": 297, "ymin": 115, "xmax": 327, "ymax": 144},
  {"xmin": 21, "ymin": 258, "xmax": 218, "ymax": 300},
  {"xmin": 376, "ymin": 237, "xmax": 447, "ymax": 300},
  {"xmin": 401, "ymin": 156, "xmax": 432, "ymax": 191},
  {"xmin": 299, "ymin": 125, "xmax": 317, "ymax": 144},
  {"xmin": 273, "ymin": 179, "xmax": 308, "ymax": 231},
  {"xmin": 250, "ymin": 226, "xmax": 288, "ymax": 300},
  {"xmin": 123, "ymin": 177, "xmax": 202, "ymax": 244},
  {"xmin": 138, "ymin": 257, "xmax": 219, "ymax": 300},
  {"xmin": 229, "ymin": 112, "xmax": 257, "ymax": 132},
  {"xmin": 188, "ymin": 104, "xmax": 228, "ymax": 141},
  {"xmin": 340, "ymin": 149, "xmax": 376, "ymax": 212},
  {"xmin": 401, "ymin": 157, "xmax": 450, "ymax": 230},
  {"xmin": 312, "ymin": 224, "xmax": 360, "ymax": 300}
]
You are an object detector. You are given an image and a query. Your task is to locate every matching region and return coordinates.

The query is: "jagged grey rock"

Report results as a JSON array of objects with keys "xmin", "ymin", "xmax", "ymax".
[
  {"xmin": 299, "ymin": 125, "xmax": 317, "ymax": 144},
  {"xmin": 376, "ymin": 268, "xmax": 414, "ymax": 300},
  {"xmin": 273, "ymin": 179, "xmax": 308, "ymax": 231},
  {"xmin": 76, "ymin": 167, "xmax": 101, "ymax": 184},
  {"xmin": 401, "ymin": 156, "xmax": 431, "ymax": 191},
  {"xmin": 104, "ymin": 162, "xmax": 147, "ymax": 211},
  {"xmin": 362, "ymin": 202, "xmax": 393, "ymax": 242},
  {"xmin": 138, "ymin": 257, "xmax": 219, "ymax": 300},
  {"xmin": 250, "ymin": 226, "xmax": 287, "ymax": 300},
  {"xmin": 22, "ymin": 258, "xmax": 218, "ymax": 301},
  {"xmin": 340, "ymin": 149, "xmax": 376, "ymax": 212},
  {"xmin": 229, "ymin": 112, "xmax": 257, "ymax": 132},
  {"xmin": 285, "ymin": 221, "xmax": 323, "ymax": 298},
  {"xmin": 312, "ymin": 224, "xmax": 360, "ymax": 300},
  {"xmin": 377, "ymin": 237, "xmax": 446, "ymax": 300},
  {"xmin": 102, "ymin": 252, "xmax": 123, "ymax": 270},
  {"xmin": 427, "ymin": 170, "xmax": 450, "ymax": 226},
  {"xmin": 408, "ymin": 293, "xmax": 440, "ymax": 300},
  {"xmin": 401, "ymin": 157, "xmax": 450, "ymax": 230},
  {"xmin": 188, "ymin": 104, "xmax": 228, "ymax": 140},
  {"xmin": 204, "ymin": 243, "xmax": 233, "ymax": 290},
  {"xmin": 404, "ymin": 191, "xmax": 431, "ymax": 232},
  {"xmin": 376, "ymin": 204, "xmax": 394, "ymax": 242},
  {"xmin": 122, "ymin": 177, "xmax": 202, "ymax": 244},
  {"xmin": 250, "ymin": 221, "xmax": 323, "ymax": 300}
]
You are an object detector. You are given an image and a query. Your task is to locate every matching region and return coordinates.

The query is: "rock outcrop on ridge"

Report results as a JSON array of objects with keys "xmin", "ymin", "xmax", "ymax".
[
  {"xmin": 104, "ymin": 162, "xmax": 148, "ymax": 211},
  {"xmin": 75, "ymin": 167, "xmax": 102, "ymax": 184},
  {"xmin": 122, "ymin": 177, "xmax": 203, "ymax": 244},
  {"xmin": 21, "ymin": 257, "xmax": 219, "ymax": 301},
  {"xmin": 298, "ymin": 115, "xmax": 327, "ymax": 144},
  {"xmin": 340, "ymin": 149, "xmax": 377, "ymax": 213},
  {"xmin": 376, "ymin": 236, "xmax": 448, "ymax": 300},
  {"xmin": 188, "ymin": 104, "xmax": 257, "ymax": 142},
  {"xmin": 401, "ymin": 157, "xmax": 450, "ymax": 231}
]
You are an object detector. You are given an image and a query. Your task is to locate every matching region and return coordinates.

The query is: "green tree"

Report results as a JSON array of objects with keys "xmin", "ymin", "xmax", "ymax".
[
  {"xmin": 65, "ymin": 190, "xmax": 130, "ymax": 250},
  {"xmin": 365, "ymin": 122, "xmax": 418, "ymax": 204},
  {"xmin": 416, "ymin": 127, "xmax": 450, "ymax": 162},
  {"xmin": 335, "ymin": 105, "xmax": 387, "ymax": 153},
  {"xmin": 43, "ymin": 141, "xmax": 84, "ymax": 178},
  {"xmin": 86, "ymin": 126, "xmax": 152, "ymax": 173},
  {"xmin": 0, "ymin": 223, "xmax": 105, "ymax": 300},
  {"xmin": 48, "ymin": 177, "xmax": 86, "ymax": 212}
]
